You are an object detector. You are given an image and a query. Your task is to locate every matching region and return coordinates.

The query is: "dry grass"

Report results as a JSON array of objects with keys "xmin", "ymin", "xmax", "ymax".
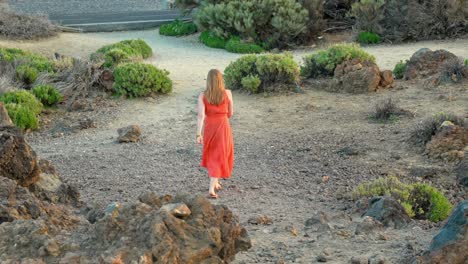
[{"xmin": 0, "ymin": 10, "xmax": 57, "ymax": 40}]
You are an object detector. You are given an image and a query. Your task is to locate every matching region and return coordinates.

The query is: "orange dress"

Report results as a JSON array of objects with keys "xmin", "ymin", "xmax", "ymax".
[{"xmin": 201, "ymin": 91, "xmax": 234, "ymax": 178}]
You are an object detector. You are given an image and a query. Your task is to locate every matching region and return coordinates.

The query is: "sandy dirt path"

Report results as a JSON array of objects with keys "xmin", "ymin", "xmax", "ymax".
[{"xmin": 1, "ymin": 31, "xmax": 467, "ymax": 263}]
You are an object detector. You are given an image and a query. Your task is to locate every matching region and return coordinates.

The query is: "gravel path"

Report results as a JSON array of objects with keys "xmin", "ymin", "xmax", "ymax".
[{"xmin": 9, "ymin": 0, "xmax": 167, "ymax": 15}]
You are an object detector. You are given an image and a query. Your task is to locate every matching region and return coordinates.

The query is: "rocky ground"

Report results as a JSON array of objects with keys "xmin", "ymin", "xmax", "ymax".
[{"xmin": 0, "ymin": 30, "xmax": 467, "ymax": 263}]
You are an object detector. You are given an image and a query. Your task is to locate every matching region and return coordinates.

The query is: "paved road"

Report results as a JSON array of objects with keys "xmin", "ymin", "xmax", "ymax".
[{"xmin": 49, "ymin": 10, "xmax": 190, "ymax": 32}]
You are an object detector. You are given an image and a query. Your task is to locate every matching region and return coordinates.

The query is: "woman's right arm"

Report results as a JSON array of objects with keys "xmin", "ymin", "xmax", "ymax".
[
  {"xmin": 227, "ymin": 90, "xmax": 234, "ymax": 118},
  {"xmin": 196, "ymin": 93, "xmax": 205, "ymax": 143}
]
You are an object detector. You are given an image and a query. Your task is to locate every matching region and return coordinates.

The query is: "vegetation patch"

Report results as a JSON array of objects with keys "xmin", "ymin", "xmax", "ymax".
[
  {"xmin": 199, "ymin": 31, "xmax": 227, "ymax": 49},
  {"xmin": 370, "ymin": 98, "xmax": 410, "ymax": 123},
  {"xmin": 113, "ymin": 63, "xmax": 173, "ymax": 97},
  {"xmin": 411, "ymin": 112, "xmax": 465, "ymax": 147},
  {"xmin": 4, "ymin": 103, "xmax": 39, "ymax": 130},
  {"xmin": 225, "ymin": 37, "xmax": 264, "ymax": 54},
  {"xmin": 0, "ymin": 90, "xmax": 43, "ymax": 115},
  {"xmin": 91, "ymin": 39, "xmax": 153, "ymax": 68},
  {"xmin": 32, "ymin": 85, "xmax": 63, "ymax": 107},
  {"xmin": 393, "ymin": 60, "xmax": 407, "ymax": 79},
  {"xmin": 224, "ymin": 53, "xmax": 299, "ymax": 93},
  {"xmin": 160, "ymin": 20, "xmax": 197, "ymax": 36},
  {"xmin": 353, "ymin": 176, "xmax": 452, "ymax": 222},
  {"xmin": 0, "ymin": 10, "xmax": 57, "ymax": 40},
  {"xmin": 301, "ymin": 43, "xmax": 376, "ymax": 78},
  {"xmin": 357, "ymin": 31, "xmax": 381, "ymax": 44}
]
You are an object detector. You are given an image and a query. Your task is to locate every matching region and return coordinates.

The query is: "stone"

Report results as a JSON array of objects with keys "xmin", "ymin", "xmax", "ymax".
[
  {"xmin": 78, "ymin": 118, "xmax": 97, "ymax": 129},
  {"xmin": 425, "ymin": 122, "xmax": 468, "ymax": 162},
  {"xmin": 355, "ymin": 216, "xmax": 384, "ymax": 235},
  {"xmin": 369, "ymin": 254, "xmax": 390, "ymax": 264},
  {"xmin": 331, "ymin": 59, "xmax": 382, "ymax": 93},
  {"xmin": 69, "ymin": 99, "xmax": 87, "ymax": 111},
  {"xmin": 364, "ymin": 197, "xmax": 411, "ymax": 229},
  {"xmin": 0, "ymin": 126, "xmax": 40, "ymax": 187},
  {"xmin": 351, "ymin": 256, "xmax": 369, "ymax": 264},
  {"xmin": 160, "ymin": 203, "xmax": 191, "ymax": 218},
  {"xmin": 248, "ymin": 215, "xmax": 273, "ymax": 225},
  {"xmin": 379, "ymin": 70, "xmax": 394, "ymax": 87},
  {"xmin": 418, "ymin": 201, "xmax": 467, "ymax": 263},
  {"xmin": 0, "ymin": 102, "xmax": 13, "ymax": 127},
  {"xmin": 305, "ymin": 211, "xmax": 331, "ymax": 232},
  {"xmin": 117, "ymin": 125, "xmax": 142, "ymax": 143},
  {"xmin": 404, "ymin": 48, "xmax": 458, "ymax": 80},
  {"xmin": 455, "ymin": 156, "xmax": 468, "ymax": 187}
]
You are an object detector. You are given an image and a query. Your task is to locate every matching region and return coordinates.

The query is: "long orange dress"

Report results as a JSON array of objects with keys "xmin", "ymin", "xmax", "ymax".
[{"xmin": 201, "ymin": 91, "xmax": 234, "ymax": 178}]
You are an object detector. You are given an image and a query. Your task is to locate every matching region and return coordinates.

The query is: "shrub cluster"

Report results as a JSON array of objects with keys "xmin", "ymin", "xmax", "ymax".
[
  {"xmin": 411, "ymin": 112, "xmax": 465, "ymax": 147},
  {"xmin": 0, "ymin": 10, "xmax": 57, "ymax": 40},
  {"xmin": 224, "ymin": 53, "xmax": 299, "ymax": 93},
  {"xmin": 199, "ymin": 31, "xmax": 228, "ymax": 49},
  {"xmin": 195, "ymin": 0, "xmax": 309, "ymax": 49},
  {"xmin": 353, "ymin": 176, "xmax": 453, "ymax": 222},
  {"xmin": 0, "ymin": 48, "xmax": 54, "ymax": 85},
  {"xmin": 0, "ymin": 90, "xmax": 43, "ymax": 130},
  {"xmin": 393, "ymin": 60, "xmax": 407, "ymax": 79},
  {"xmin": 370, "ymin": 98, "xmax": 406, "ymax": 123},
  {"xmin": 159, "ymin": 20, "xmax": 197, "ymax": 36},
  {"xmin": 301, "ymin": 43, "xmax": 376, "ymax": 78},
  {"xmin": 91, "ymin": 39, "xmax": 153, "ymax": 68},
  {"xmin": 225, "ymin": 37, "xmax": 264, "ymax": 54},
  {"xmin": 113, "ymin": 63, "xmax": 173, "ymax": 97},
  {"xmin": 32, "ymin": 85, "xmax": 63, "ymax": 106},
  {"xmin": 357, "ymin": 31, "xmax": 381, "ymax": 44}
]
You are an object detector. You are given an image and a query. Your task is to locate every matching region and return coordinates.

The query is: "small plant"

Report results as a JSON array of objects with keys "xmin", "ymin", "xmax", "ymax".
[
  {"xmin": 0, "ymin": 48, "xmax": 54, "ymax": 73},
  {"xmin": 113, "ymin": 63, "xmax": 173, "ymax": 97},
  {"xmin": 199, "ymin": 31, "xmax": 227, "ymax": 49},
  {"xmin": 225, "ymin": 37, "xmax": 264, "ymax": 54},
  {"xmin": 4, "ymin": 103, "xmax": 39, "ymax": 130},
  {"xmin": 357, "ymin": 31, "xmax": 381, "ymax": 44},
  {"xmin": 103, "ymin": 49, "xmax": 131, "ymax": 68},
  {"xmin": 465, "ymin": 59, "xmax": 468, "ymax": 66},
  {"xmin": 301, "ymin": 43, "xmax": 376, "ymax": 78},
  {"xmin": 353, "ymin": 177, "xmax": 453, "ymax": 222},
  {"xmin": 15, "ymin": 64, "xmax": 39, "ymax": 85},
  {"xmin": 411, "ymin": 112, "xmax": 465, "ymax": 147},
  {"xmin": 439, "ymin": 57, "xmax": 466, "ymax": 83},
  {"xmin": 159, "ymin": 19, "xmax": 197, "ymax": 36},
  {"xmin": 91, "ymin": 39, "xmax": 152, "ymax": 67},
  {"xmin": 408, "ymin": 184, "xmax": 453, "ymax": 222},
  {"xmin": 224, "ymin": 53, "xmax": 299, "ymax": 93},
  {"xmin": 370, "ymin": 98, "xmax": 407, "ymax": 123},
  {"xmin": 393, "ymin": 60, "xmax": 407, "ymax": 79},
  {"xmin": 32, "ymin": 85, "xmax": 63, "ymax": 106},
  {"xmin": 0, "ymin": 90, "xmax": 43, "ymax": 115}
]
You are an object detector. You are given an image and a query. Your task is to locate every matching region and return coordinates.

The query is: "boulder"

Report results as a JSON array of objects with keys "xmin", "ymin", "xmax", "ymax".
[
  {"xmin": 418, "ymin": 201, "xmax": 467, "ymax": 263},
  {"xmin": 0, "ymin": 126, "xmax": 40, "ymax": 187},
  {"xmin": 364, "ymin": 197, "xmax": 411, "ymax": 229},
  {"xmin": 404, "ymin": 48, "xmax": 458, "ymax": 80},
  {"xmin": 331, "ymin": 59, "xmax": 382, "ymax": 93},
  {"xmin": 355, "ymin": 216, "xmax": 384, "ymax": 235},
  {"xmin": 117, "ymin": 125, "xmax": 142, "ymax": 143},
  {"xmin": 0, "ymin": 102, "xmax": 13, "ymax": 127},
  {"xmin": 379, "ymin": 70, "xmax": 394, "ymax": 88},
  {"xmin": 425, "ymin": 121, "xmax": 468, "ymax": 162},
  {"xmin": 455, "ymin": 156, "xmax": 468, "ymax": 187}
]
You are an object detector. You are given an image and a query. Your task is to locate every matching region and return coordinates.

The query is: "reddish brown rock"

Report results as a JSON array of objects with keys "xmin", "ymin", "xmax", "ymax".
[
  {"xmin": 379, "ymin": 70, "xmax": 394, "ymax": 87},
  {"xmin": 331, "ymin": 59, "xmax": 382, "ymax": 93},
  {"xmin": 117, "ymin": 125, "xmax": 142, "ymax": 143},
  {"xmin": 404, "ymin": 48, "xmax": 458, "ymax": 80},
  {"xmin": 0, "ymin": 102, "xmax": 13, "ymax": 127},
  {"xmin": 425, "ymin": 121, "xmax": 468, "ymax": 162}
]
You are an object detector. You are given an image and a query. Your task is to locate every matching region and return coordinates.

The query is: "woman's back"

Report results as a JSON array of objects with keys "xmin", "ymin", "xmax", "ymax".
[{"xmin": 203, "ymin": 91, "xmax": 229, "ymax": 117}]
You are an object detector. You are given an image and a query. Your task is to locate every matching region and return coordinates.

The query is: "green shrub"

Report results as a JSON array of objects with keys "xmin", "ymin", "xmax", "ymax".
[
  {"xmin": 465, "ymin": 59, "xmax": 468, "ymax": 66},
  {"xmin": 199, "ymin": 31, "xmax": 227, "ymax": 49},
  {"xmin": 393, "ymin": 60, "xmax": 407, "ymax": 79},
  {"xmin": 350, "ymin": 0, "xmax": 385, "ymax": 35},
  {"xmin": 411, "ymin": 112, "xmax": 465, "ymax": 147},
  {"xmin": 370, "ymin": 98, "xmax": 409, "ymax": 123},
  {"xmin": 408, "ymin": 184, "xmax": 453, "ymax": 222},
  {"xmin": 15, "ymin": 64, "xmax": 39, "ymax": 85},
  {"xmin": 91, "ymin": 39, "xmax": 153, "ymax": 67},
  {"xmin": 224, "ymin": 53, "xmax": 299, "ymax": 93},
  {"xmin": 4, "ymin": 103, "xmax": 39, "ymax": 130},
  {"xmin": 225, "ymin": 37, "xmax": 264, "ymax": 54},
  {"xmin": 0, "ymin": 90, "xmax": 43, "ymax": 115},
  {"xmin": 0, "ymin": 48, "xmax": 54, "ymax": 72},
  {"xmin": 357, "ymin": 31, "xmax": 381, "ymax": 44},
  {"xmin": 301, "ymin": 43, "xmax": 376, "ymax": 78},
  {"xmin": 113, "ymin": 63, "xmax": 173, "ymax": 97},
  {"xmin": 241, "ymin": 75, "xmax": 261, "ymax": 93},
  {"xmin": 160, "ymin": 20, "xmax": 197, "ymax": 36},
  {"xmin": 32, "ymin": 85, "xmax": 63, "ymax": 106},
  {"xmin": 194, "ymin": 0, "xmax": 309, "ymax": 48},
  {"xmin": 353, "ymin": 177, "xmax": 453, "ymax": 222}
]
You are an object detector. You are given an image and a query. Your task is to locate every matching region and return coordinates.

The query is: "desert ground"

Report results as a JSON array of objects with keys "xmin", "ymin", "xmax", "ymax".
[{"xmin": 0, "ymin": 30, "xmax": 467, "ymax": 263}]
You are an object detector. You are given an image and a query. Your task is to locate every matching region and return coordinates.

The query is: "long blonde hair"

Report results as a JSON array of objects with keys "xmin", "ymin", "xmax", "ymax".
[{"xmin": 205, "ymin": 69, "xmax": 225, "ymax": 105}]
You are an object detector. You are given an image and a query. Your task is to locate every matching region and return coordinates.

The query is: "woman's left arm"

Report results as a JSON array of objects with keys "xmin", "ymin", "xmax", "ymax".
[
  {"xmin": 197, "ymin": 93, "xmax": 205, "ymax": 143},
  {"xmin": 227, "ymin": 90, "xmax": 234, "ymax": 118}
]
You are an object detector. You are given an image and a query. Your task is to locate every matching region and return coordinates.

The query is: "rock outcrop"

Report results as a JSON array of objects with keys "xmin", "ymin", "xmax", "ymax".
[
  {"xmin": 425, "ymin": 121, "xmax": 468, "ymax": 162},
  {"xmin": 117, "ymin": 124, "xmax": 142, "ymax": 143},
  {"xmin": 404, "ymin": 48, "xmax": 458, "ymax": 80},
  {"xmin": 364, "ymin": 197, "xmax": 410, "ymax": 229}
]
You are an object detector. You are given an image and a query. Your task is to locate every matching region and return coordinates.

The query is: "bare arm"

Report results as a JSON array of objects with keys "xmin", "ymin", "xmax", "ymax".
[
  {"xmin": 227, "ymin": 90, "xmax": 234, "ymax": 118},
  {"xmin": 197, "ymin": 93, "xmax": 205, "ymax": 137}
]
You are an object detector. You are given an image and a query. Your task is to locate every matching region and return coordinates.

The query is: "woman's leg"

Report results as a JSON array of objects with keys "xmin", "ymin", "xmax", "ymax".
[{"xmin": 209, "ymin": 177, "xmax": 217, "ymax": 196}]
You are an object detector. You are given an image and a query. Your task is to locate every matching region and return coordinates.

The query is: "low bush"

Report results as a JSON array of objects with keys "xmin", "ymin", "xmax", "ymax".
[
  {"xmin": 15, "ymin": 64, "xmax": 39, "ymax": 85},
  {"xmin": 0, "ymin": 90, "xmax": 43, "ymax": 115},
  {"xmin": 159, "ymin": 20, "xmax": 197, "ymax": 36},
  {"xmin": 32, "ymin": 85, "xmax": 63, "ymax": 106},
  {"xmin": 370, "ymin": 98, "xmax": 409, "ymax": 123},
  {"xmin": 224, "ymin": 53, "xmax": 299, "ymax": 93},
  {"xmin": 301, "ymin": 43, "xmax": 376, "ymax": 78},
  {"xmin": 357, "ymin": 31, "xmax": 381, "ymax": 44},
  {"xmin": 0, "ymin": 48, "xmax": 54, "ymax": 73},
  {"xmin": 225, "ymin": 37, "xmax": 264, "ymax": 54},
  {"xmin": 353, "ymin": 176, "xmax": 453, "ymax": 222},
  {"xmin": 411, "ymin": 112, "xmax": 465, "ymax": 147},
  {"xmin": 0, "ymin": 10, "xmax": 57, "ymax": 40},
  {"xmin": 465, "ymin": 59, "xmax": 468, "ymax": 66},
  {"xmin": 91, "ymin": 39, "xmax": 153, "ymax": 68},
  {"xmin": 199, "ymin": 31, "xmax": 227, "ymax": 49},
  {"xmin": 113, "ymin": 63, "xmax": 173, "ymax": 97},
  {"xmin": 4, "ymin": 103, "xmax": 39, "ymax": 130},
  {"xmin": 439, "ymin": 57, "xmax": 466, "ymax": 83},
  {"xmin": 393, "ymin": 60, "xmax": 407, "ymax": 79},
  {"xmin": 408, "ymin": 184, "xmax": 453, "ymax": 222}
]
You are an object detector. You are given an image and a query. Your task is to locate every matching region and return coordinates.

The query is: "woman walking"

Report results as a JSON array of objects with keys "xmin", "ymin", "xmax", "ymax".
[{"xmin": 197, "ymin": 69, "xmax": 234, "ymax": 198}]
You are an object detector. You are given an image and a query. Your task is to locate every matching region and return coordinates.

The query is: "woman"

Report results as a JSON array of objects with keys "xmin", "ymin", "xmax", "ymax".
[{"xmin": 197, "ymin": 69, "xmax": 234, "ymax": 198}]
